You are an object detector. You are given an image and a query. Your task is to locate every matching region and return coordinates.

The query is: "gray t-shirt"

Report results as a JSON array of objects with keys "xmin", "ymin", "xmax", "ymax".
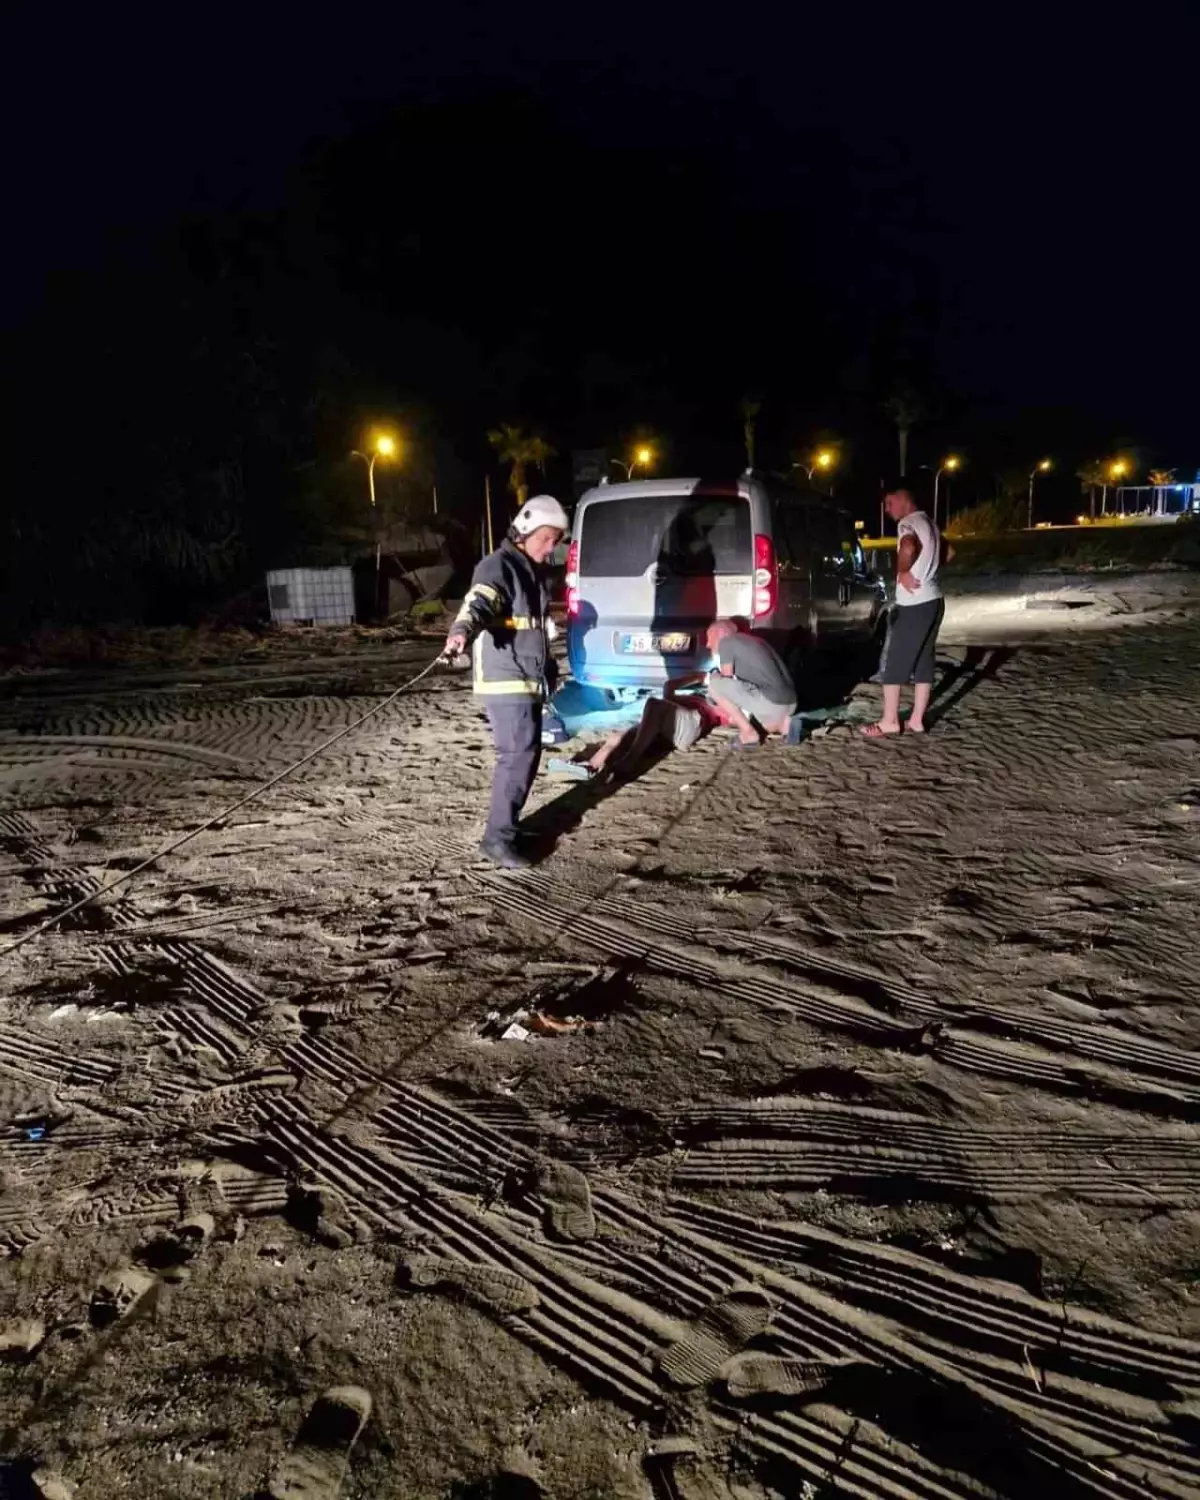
[{"xmin": 718, "ymin": 633, "xmax": 795, "ymax": 706}]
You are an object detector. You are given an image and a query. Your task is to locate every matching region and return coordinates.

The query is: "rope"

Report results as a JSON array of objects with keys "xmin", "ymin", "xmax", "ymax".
[{"xmin": 0, "ymin": 654, "xmax": 448, "ymax": 958}]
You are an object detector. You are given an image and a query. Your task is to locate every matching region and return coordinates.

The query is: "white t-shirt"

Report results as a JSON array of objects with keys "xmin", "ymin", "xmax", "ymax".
[{"xmin": 895, "ymin": 510, "xmax": 942, "ymax": 607}]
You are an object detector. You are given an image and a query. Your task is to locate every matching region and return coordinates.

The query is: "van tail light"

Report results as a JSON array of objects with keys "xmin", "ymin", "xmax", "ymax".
[
  {"xmin": 753, "ymin": 533, "xmax": 776, "ymax": 618},
  {"xmin": 565, "ymin": 540, "xmax": 580, "ymax": 618}
]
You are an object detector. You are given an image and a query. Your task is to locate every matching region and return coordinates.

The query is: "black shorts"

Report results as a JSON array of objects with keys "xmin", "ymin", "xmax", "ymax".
[{"xmin": 881, "ymin": 599, "xmax": 944, "ymax": 686}]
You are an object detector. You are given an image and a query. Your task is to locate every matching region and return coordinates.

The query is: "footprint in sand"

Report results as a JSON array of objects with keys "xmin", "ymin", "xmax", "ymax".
[
  {"xmin": 645, "ymin": 1438, "xmax": 733, "ymax": 1500},
  {"xmin": 657, "ymin": 1284, "xmax": 773, "ymax": 1389},
  {"xmin": 90, "ymin": 1266, "xmax": 158, "ymax": 1329},
  {"xmin": 533, "ymin": 1160, "xmax": 595, "ymax": 1242},
  {"xmin": 721, "ymin": 1351, "xmax": 872, "ymax": 1400},
  {"xmin": 32, "ymin": 1471, "xmax": 77, "ymax": 1500},
  {"xmin": 267, "ymin": 1385, "xmax": 372, "ymax": 1500},
  {"xmin": 399, "ymin": 1255, "xmax": 540, "ymax": 1315},
  {"xmin": 0, "ymin": 1317, "xmax": 46, "ymax": 1362}
]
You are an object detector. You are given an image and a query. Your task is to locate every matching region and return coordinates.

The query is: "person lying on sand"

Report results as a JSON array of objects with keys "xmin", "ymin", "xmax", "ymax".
[
  {"xmin": 549, "ymin": 692, "xmax": 722, "ymax": 782},
  {"xmin": 670, "ymin": 620, "xmax": 800, "ymax": 748}
]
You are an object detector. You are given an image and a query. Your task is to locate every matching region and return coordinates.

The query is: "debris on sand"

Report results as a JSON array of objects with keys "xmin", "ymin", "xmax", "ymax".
[{"xmin": 475, "ymin": 961, "xmax": 642, "ymax": 1042}]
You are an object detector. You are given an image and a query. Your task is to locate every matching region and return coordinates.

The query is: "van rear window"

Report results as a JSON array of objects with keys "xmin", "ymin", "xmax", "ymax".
[{"xmin": 579, "ymin": 496, "xmax": 750, "ymax": 577}]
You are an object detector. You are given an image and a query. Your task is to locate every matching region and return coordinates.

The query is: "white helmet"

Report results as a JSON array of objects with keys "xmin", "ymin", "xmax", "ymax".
[{"xmin": 513, "ymin": 494, "xmax": 569, "ymax": 536}]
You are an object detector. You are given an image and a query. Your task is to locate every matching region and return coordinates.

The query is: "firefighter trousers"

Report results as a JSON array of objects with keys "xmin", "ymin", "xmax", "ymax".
[{"xmin": 483, "ymin": 699, "xmax": 543, "ymax": 844}]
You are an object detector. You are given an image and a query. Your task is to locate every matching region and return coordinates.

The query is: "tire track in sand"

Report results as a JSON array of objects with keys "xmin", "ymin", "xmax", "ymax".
[
  {"xmin": 246, "ymin": 1025, "xmax": 1200, "ymax": 1498},
  {"xmin": 436, "ymin": 851, "xmax": 1200, "ymax": 1117},
  {"xmin": 249, "ymin": 1082, "xmax": 1199, "ymax": 1499},
  {"xmin": 669, "ymin": 1098, "xmax": 1200, "ymax": 1206}
]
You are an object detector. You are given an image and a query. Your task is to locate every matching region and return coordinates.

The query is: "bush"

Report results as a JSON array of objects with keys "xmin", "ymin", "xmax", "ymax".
[{"xmin": 945, "ymin": 496, "xmax": 1027, "ymax": 539}]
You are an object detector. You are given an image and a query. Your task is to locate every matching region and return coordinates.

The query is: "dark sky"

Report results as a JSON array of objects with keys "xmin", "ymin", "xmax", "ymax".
[{"xmin": 6, "ymin": 2, "xmax": 1198, "ymax": 509}]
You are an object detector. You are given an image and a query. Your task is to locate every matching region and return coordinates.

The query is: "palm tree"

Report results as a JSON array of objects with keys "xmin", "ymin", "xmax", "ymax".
[
  {"xmin": 740, "ymin": 395, "xmax": 762, "ymax": 471},
  {"xmin": 1075, "ymin": 460, "xmax": 1107, "ymax": 521},
  {"xmin": 487, "ymin": 425, "xmax": 556, "ymax": 508},
  {"xmin": 883, "ymin": 390, "xmax": 925, "ymax": 476}
]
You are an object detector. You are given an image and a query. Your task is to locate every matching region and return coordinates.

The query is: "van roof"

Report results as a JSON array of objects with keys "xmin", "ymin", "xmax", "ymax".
[
  {"xmin": 577, "ymin": 476, "xmax": 833, "ymax": 505},
  {"xmin": 580, "ymin": 477, "xmax": 712, "ymax": 502}
]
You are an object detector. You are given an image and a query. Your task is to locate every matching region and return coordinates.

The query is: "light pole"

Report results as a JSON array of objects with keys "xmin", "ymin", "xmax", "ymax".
[
  {"xmin": 351, "ymin": 433, "xmax": 399, "ymax": 616},
  {"xmin": 609, "ymin": 445, "xmax": 655, "ymax": 480},
  {"xmin": 351, "ymin": 432, "xmax": 397, "ymax": 508},
  {"xmin": 1101, "ymin": 459, "xmax": 1128, "ymax": 516},
  {"xmin": 933, "ymin": 455, "xmax": 960, "ymax": 528},
  {"xmin": 1027, "ymin": 458, "xmax": 1052, "ymax": 528},
  {"xmin": 791, "ymin": 449, "xmax": 836, "ymax": 483}
]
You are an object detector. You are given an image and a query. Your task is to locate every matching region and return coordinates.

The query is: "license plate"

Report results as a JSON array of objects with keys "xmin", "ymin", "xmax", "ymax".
[{"xmin": 620, "ymin": 631, "xmax": 691, "ymax": 655}]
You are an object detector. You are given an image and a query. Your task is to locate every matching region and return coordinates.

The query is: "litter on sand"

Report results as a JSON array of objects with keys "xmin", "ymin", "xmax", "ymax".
[{"xmin": 480, "ymin": 1008, "xmax": 589, "ymax": 1043}]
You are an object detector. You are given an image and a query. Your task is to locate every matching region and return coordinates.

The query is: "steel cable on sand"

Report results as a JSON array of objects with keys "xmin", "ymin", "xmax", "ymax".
[{"xmin": 0, "ymin": 654, "xmax": 448, "ymax": 958}]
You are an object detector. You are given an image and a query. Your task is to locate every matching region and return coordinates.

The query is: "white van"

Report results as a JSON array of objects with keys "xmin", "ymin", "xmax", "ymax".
[{"xmin": 565, "ymin": 475, "xmax": 885, "ymax": 695}]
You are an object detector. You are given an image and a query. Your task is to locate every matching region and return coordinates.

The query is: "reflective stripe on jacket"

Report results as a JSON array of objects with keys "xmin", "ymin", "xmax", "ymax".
[{"xmin": 453, "ymin": 540, "xmax": 550, "ymax": 698}]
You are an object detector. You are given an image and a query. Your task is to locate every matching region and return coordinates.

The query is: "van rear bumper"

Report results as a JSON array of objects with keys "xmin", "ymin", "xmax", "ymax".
[
  {"xmin": 571, "ymin": 662, "xmax": 674, "ymax": 691},
  {"xmin": 567, "ymin": 638, "xmax": 715, "ymax": 691}
]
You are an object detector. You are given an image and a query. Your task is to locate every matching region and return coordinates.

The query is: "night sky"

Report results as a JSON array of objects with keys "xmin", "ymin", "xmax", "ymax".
[{"xmin": 5, "ymin": 3, "xmax": 1198, "ymax": 536}]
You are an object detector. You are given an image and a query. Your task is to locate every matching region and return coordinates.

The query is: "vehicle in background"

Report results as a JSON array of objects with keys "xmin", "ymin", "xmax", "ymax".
[{"xmin": 565, "ymin": 475, "xmax": 886, "ymax": 696}]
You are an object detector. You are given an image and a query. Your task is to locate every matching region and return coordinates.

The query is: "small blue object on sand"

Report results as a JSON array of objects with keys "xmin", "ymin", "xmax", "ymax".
[{"xmin": 545, "ymin": 758, "xmax": 594, "ymax": 781}]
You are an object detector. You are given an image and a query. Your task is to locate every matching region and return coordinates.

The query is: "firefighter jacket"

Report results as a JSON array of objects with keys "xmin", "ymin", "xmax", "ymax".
[{"xmin": 452, "ymin": 539, "xmax": 554, "ymax": 697}]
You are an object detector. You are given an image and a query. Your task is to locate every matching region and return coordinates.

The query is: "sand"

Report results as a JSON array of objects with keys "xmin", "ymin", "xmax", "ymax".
[{"xmin": 1, "ymin": 571, "xmax": 1198, "ymax": 1498}]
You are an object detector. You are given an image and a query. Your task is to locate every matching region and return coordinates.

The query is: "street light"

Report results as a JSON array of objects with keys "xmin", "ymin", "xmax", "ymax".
[
  {"xmin": 791, "ymin": 449, "xmax": 837, "ymax": 482},
  {"xmin": 933, "ymin": 455, "xmax": 961, "ymax": 528},
  {"xmin": 1102, "ymin": 458, "xmax": 1129, "ymax": 516},
  {"xmin": 351, "ymin": 432, "xmax": 399, "ymax": 508},
  {"xmin": 1027, "ymin": 458, "xmax": 1052, "ymax": 528},
  {"xmin": 610, "ymin": 445, "xmax": 656, "ymax": 479}
]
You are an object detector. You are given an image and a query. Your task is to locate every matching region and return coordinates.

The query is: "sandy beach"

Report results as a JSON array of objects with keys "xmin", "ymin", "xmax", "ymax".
[{"xmin": 2, "ymin": 572, "xmax": 1198, "ymax": 1498}]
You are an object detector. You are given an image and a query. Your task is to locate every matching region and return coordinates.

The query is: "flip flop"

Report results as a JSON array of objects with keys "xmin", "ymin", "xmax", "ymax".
[
  {"xmin": 545, "ymin": 758, "xmax": 595, "ymax": 780},
  {"xmin": 860, "ymin": 723, "xmax": 903, "ymax": 740},
  {"xmin": 731, "ymin": 738, "xmax": 763, "ymax": 750}
]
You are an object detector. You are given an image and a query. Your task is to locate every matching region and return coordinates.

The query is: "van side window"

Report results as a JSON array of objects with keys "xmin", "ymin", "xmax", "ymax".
[
  {"xmin": 808, "ymin": 507, "xmax": 845, "ymax": 569},
  {"xmin": 770, "ymin": 496, "xmax": 796, "ymax": 566},
  {"xmin": 835, "ymin": 510, "xmax": 861, "ymax": 571},
  {"xmin": 782, "ymin": 501, "xmax": 810, "ymax": 565}
]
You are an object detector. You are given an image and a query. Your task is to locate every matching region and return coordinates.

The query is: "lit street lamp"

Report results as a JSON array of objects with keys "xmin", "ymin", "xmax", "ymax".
[
  {"xmin": 1101, "ymin": 458, "xmax": 1129, "ymax": 516},
  {"xmin": 933, "ymin": 455, "xmax": 961, "ymax": 528},
  {"xmin": 792, "ymin": 449, "xmax": 837, "ymax": 482},
  {"xmin": 610, "ymin": 445, "xmax": 656, "ymax": 480},
  {"xmin": 351, "ymin": 432, "xmax": 398, "ymax": 508},
  {"xmin": 1027, "ymin": 458, "xmax": 1052, "ymax": 528},
  {"xmin": 352, "ymin": 432, "xmax": 400, "ymax": 615}
]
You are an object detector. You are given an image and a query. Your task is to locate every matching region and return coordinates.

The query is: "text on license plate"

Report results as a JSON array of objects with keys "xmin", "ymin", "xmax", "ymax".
[{"xmin": 621, "ymin": 632, "xmax": 691, "ymax": 654}]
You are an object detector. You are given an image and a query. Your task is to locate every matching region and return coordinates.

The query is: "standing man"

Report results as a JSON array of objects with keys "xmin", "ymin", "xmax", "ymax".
[
  {"xmin": 862, "ymin": 481, "xmax": 951, "ymax": 737},
  {"xmin": 444, "ymin": 494, "xmax": 569, "ymax": 867}
]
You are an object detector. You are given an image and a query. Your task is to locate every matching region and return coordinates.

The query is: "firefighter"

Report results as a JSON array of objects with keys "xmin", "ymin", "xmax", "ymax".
[{"xmin": 443, "ymin": 494, "xmax": 570, "ymax": 867}]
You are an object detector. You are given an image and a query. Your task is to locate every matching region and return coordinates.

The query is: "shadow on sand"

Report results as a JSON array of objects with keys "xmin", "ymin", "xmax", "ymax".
[{"xmin": 927, "ymin": 645, "xmax": 1019, "ymax": 726}]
